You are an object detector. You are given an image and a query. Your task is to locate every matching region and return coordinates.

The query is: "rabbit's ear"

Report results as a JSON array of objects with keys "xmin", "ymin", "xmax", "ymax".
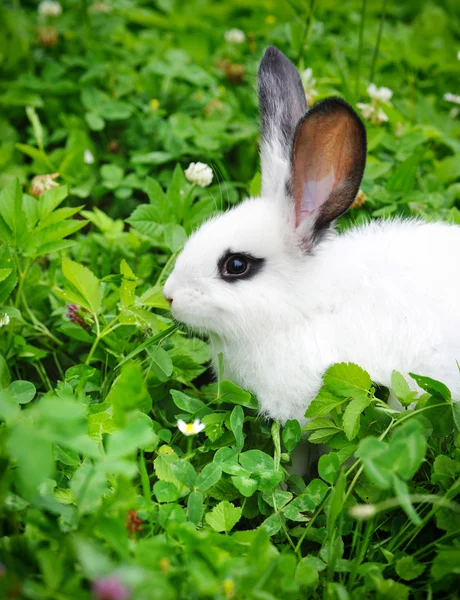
[
  {"xmin": 291, "ymin": 97, "xmax": 366, "ymax": 249},
  {"xmin": 258, "ymin": 47, "xmax": 307, "ymax": 197}
]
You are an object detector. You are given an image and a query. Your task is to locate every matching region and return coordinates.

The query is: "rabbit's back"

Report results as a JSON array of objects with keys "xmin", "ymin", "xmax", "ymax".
[{"xmin": 303, "ymin": 219, "xmax": 460, "ymax": 398}]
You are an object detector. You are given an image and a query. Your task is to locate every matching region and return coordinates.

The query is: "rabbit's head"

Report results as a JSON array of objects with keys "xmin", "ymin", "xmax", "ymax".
[{"xmin": 164, "ymin": 47, "xmax": 366, "ymax": 338}]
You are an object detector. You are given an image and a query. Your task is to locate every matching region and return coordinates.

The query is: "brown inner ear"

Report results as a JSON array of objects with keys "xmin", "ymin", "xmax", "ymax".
[{"xmin": 292, "ymin": 103, "xmax": 366, "ymax": 231}]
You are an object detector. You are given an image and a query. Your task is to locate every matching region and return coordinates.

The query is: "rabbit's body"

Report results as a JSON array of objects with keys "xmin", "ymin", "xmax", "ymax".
[
  {"xmin": 164, "ymin": 47, "xmax": 460, "ymax": 424},
  {"xmin": 209, "ymin": 215, "xmax": 460, "ymax": 422}
]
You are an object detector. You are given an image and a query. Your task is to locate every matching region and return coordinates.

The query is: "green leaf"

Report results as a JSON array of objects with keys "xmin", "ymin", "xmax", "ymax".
[
  {"xmin": 26, "ymin": 106, "xmax": 44, "ymax": 150},
  {"xmin": 282, "ymin": 419, "xmax": 302, "ymax": 452},
  {"xmin": 100, "ymin": 164, "xmax": 124, "ymax": 188},
  {"xmin": 230, "ymin": 405, "xmax": 244, "ymax": 452},
  {"xmin": 106, "ymin": 414, "xmax": 157, "ymax": 458},
  {"xmin": 153, "ymin": 481, "xmax": 180, "ymax": 503},
  {"xmin": 139, "ymin": 285, "xmax": 170, "ymax": 309},
  {"xmin": 7, "ymin": 422, "xmax": 54, "ymax": 498},
  {"xmin": 38, "ymin": 185, "xmax": 68, "ymax": 220},
  {"xmin": 239, "ymin": 450, "xmax": 274, "ymax": 474},
  {"xmin": 218, "ymin": 380, "xmax": 257, "ymax": 408},
  {"xmin": 145, "ymin": 177, "xmax": 169, "ymax": 222},
  {"xmin": 119, "ymin": 259, "xmax": 137, "ymax": 308},
  {"xmin": 324, "ymin": 363, "xmax": 372, "ymax": 398},
  {"xmin": 342, "ymin": 395, "xmax": 371, "ymax": 440},
  {"xmin": 61, "ymin": 258, "xmax": 102, "ymax": 314},
  {"xmin": 328, "ymin": 470, "xmax": 346, "ymax": 531},
  {"xmin": 195, "ymin": 463, "xmax": 222, "ymax": 492},
  {"xmin": 409, "ymin": 373, "xmax": 451, "ymax": 402},
  {"xmin": 0, "ymin": 179, "xmax": 28, "ymax": 248},
  {"xmin": 395, "ymin": 556, "xmax": 425, "ymax": 581},
  {"xmin": 431, "ymin": 549, "xmax": 460, "ymax": 580},
  {"xmin": 231, "ymin": 475, "xmax": 258, "ymax": 497},
  {"xmin": 318, "ymin": 452, "xmax": 340, "ymax": 484},
  {"xmin": 170, "ymin": 459, "xmax": 197, "ymax": 489},
  {"xmin": 392, "ymin": 474, "xmax": 422, "ymax": 525},
  {"xmin": 453, "ymin": 402, "xmax": 460, "ymax": 432},
  {"xmin": 187, "ymin": 491, "xmax": 203, "ymax": 525},
  {"xmin": 0, "ymin": 354, "xmax": 12, "ymax": 388},
  {"xmin": 391, "ymin": 371, "xmax": 417, "ymax": 406},
  {"xmin": 8, "ymin": 380, "xmax": 36, "ymax": 404},
  {"xmin": 295, "ymin": 557, "xmax": 320, "ymax": 589},
  {"xmin": 71, "ymin": 461, "xmax": 108, "ymax": 515},
  {"xmin": 85, "ymin": 112, "xmax": 105, "ymax": 131},
  {"xmin": 205, "ymin": 500, "xmax": 242, "ymax": 533},
  {"xmin": 147, "ymin": 345, "xmax": 173, "ymax": 381},
  {"xmin": 305, "ymin": 388, "xmax": 347, "ymax": 418},
  {"xmin": 170, "ymin": 389, "xmax": 205, "ymax": 414},
  {"xmin": 106, "ymin": 363, "xmax": 152, "ymax": 424},
  {"xmin": 431, "ymin": 455, "xmax": 460, "ymax": 490},
  {"xmin": 303, "ymin": 418, "xmax": 342, "ymax": 443},
  {"xmin": 389, "ymin": 421, "xmax": 427, "ymax": 480},
  {"xmin": 261, "ymin": 512, "xmax": 282, "ymax": 536},
  {"xmin": 357, "ymin": 437, "xmax": 393, "ymax": 490}
]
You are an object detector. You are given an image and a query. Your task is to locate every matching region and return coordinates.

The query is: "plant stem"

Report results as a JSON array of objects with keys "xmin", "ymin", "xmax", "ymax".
[
  {"xmin": 369, "ymin": 0, "xmax": 388, "ymax": 84},
  {"xmin": 14, "ymin": 257, "xmax": 31, "ymax": 308},
  {"xmin": 155, "ymin": 251, "xmax": 178, "ymax": 287},
  {"xmin": 297, "ymin": 0, "xmax": 317, "ymax": 64},
  {"xmin": 355, "ymin": 0, "xmax": 367, "ymax": 96},
  {"xmin": 348, "ymin": 518, "xmax": 374, "ymax": 588}
]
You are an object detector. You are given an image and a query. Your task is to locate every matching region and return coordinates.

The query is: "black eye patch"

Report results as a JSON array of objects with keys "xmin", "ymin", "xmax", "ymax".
[{"xmin": 217, "ymin": 250, "xmax": 265, "ymax": 283}]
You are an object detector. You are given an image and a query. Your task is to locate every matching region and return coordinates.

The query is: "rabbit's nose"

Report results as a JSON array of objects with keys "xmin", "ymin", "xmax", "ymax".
[{"xmin": 165, "ymin": 296, "xmax": 173, "ymax": 305}]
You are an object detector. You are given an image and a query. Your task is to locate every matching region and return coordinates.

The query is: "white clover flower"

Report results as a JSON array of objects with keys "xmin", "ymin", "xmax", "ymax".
[
  {"xmin": 224, "ymin": 29, "xmax": 246, "ymax": 44},
  {"xmin": 358, "ymin": 83, "xmax": 392, "ymax": 125},
  {"xmin": 38, "ymin": 1, "xmax": 62, "ymax": 17},
  {"xmin": 0, "ymin": 313, "xmax": 10, "ymax": 328},
  {"xmin": 349, "ymin": 504, "xmax": 377, "ymax": 519},
  {"xmin": 367, "ymin": 83, "xmax": 393, "ymax": 104},
  {"xmin": 185, "ymin": 162, "xmax": 213, "ymax": 187},
  {"xmin": 177, "ymin": 419, "xmax": 205, "ymax": 436},
  {"xmin": 356, "ymin": 102, "xmax": 375, "ymax": 120},
  {"xmin": 301, "ymin": 68, "xmax": 319, "ymax": 105},
  {"xmin": 444, "ymin": 92, "xmax": 460, "ymax": 105},
  {"xmin": 84, "ymin": 149, "xmax": 95, "ymax": 164},
  {"xmin": 376, "ymin": 107, "xmax": 389, "ymax": 123}
]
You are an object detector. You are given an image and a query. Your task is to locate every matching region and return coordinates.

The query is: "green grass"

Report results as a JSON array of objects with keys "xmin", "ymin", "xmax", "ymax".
[{"xmin": 1, "ymin": 1, "xmax": 460, "ymax": 598}]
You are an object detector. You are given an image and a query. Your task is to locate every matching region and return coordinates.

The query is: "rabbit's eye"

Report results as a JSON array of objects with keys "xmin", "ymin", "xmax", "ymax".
[
  {"xmin": 227, "ymin": 256, "xmax": 248, "ymax": 275},
  {"xmin": 218, "ymin": 251, "xmax": 265, "ymax": 282}
]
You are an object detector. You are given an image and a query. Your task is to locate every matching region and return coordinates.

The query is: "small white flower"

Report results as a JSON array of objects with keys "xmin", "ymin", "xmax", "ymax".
[
  {"xmin": 357, "ymin": 102, "xmax": 375, "ymax": 120},
  {"xmin": 301, "ymin": 68, "xmax": 319, "ymax": 105},
  {"xmin": 444, "ymin": 92, "xmax": 460, "ymax": 105},
  {"xmin": 0, "ymin": 313, "xmax": 10, "ymax": 328},
  {"xmin": 349, "ymin": 504, "xmax": 377, "ymax": 519},
  {"xmin": 177, "ymin": 419, "xmax": 205, "ymax": 436},
  {"xmin": 185, "ymin": 162, "xmax": 213, "ymax": 187},
  {"xmin": 224, "ymin": 29, "xmax": 246, "ymax": 44},
  {"xmin": 367, "ymin": 83, "xmax": 393, "ymax": 104},
  {"xmin": 376, "ymin": 107, "xmax": 389, "ymax": 123},
  {"xmin": 38, "ymin": 1, "xmax": 62, "ymax": 17},
  {"xmin": 457, "ymin": 51, "xmax": 460, "ymax": 61},
  {"xmin": 84, "ymin": 149, "xmax": 95, "ymax": 164},
  {"xmin": 301, "ymin": 68, "xmax": 315, "ymax": 85}
]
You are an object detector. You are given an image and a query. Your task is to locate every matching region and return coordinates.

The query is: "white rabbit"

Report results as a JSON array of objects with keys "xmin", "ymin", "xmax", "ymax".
[{"xmin": 164, "ymin": 46, "xmax": 460, "ymax": 424}]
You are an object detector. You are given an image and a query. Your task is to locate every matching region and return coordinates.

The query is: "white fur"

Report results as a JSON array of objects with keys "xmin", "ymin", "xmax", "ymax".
[{"xmin": 164, "ymin": 198, "xmax": 460, "ymax": 423}]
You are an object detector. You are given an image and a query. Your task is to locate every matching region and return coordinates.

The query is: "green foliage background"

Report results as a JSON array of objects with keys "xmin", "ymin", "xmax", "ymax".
[{"xmin": 0, "ymin": 0, "xmax": 460, "ymax": 599}]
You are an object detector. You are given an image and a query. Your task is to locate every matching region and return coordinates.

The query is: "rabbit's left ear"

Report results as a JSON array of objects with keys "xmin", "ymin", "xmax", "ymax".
[
  {"xmin": 291, "ymin": 97, "xmax": 366, "ymax": 248},
  {"xmin": 258, "ymin": 47, "xmax": 307, "ymax": 197}
]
